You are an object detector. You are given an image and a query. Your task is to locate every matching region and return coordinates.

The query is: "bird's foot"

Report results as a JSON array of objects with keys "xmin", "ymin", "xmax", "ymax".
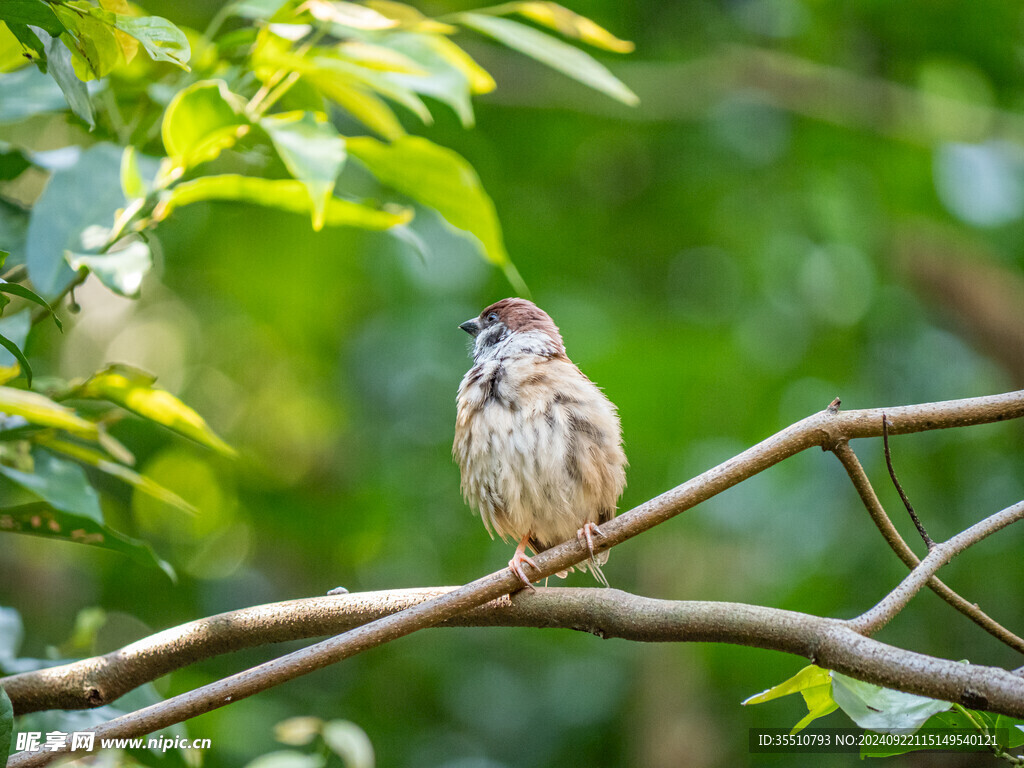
[
  {"xmin": 577, "ymin": 522, "xmax": 605, "ymax": 561},
  {"xmin": 509, "ymin": 551, "xmax": 539, "ymax": 590}
]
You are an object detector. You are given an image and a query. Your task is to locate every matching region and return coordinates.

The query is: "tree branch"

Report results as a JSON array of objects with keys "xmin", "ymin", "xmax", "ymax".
[
  {"xmin": 5, "ymin": 390, "xmax": 1024, "ymax": 767},
  {"xmin": 830, "ymin": 441, "xmax": 1024, "ymax": 653},
  {"xmin": 850, "ymin": 500, "xmax": 1024, "ymax": 635}
]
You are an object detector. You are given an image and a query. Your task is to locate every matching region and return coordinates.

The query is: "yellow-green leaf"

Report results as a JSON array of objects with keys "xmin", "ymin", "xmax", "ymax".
[
  {"xmin": 159, "ymin": 175, "xmax": 413, "ymax": 230},
  {"xmin": 347, "ymin": 135, "xmax": 527, "ymax": 293},
  {"xmin": 743, "ymin": 664, "xmax": 831, "ymax": 705},
  {"xmin": 260, "ymin": 111, "xmax": 347, "ymax": 231},
  {"xmin": 314, "ymin": 79, "xmax": 407, "ymax": 140},
  {"xmin": 364, "ymin": 1, "xmax": 457, "ymax": 33},
  {"xmin": 36, "ymin": 436, "xmax": 196, "ymax": 515},
  {"xmin": 503, "ymin": 2, "xmax": 635, "ymax": 53},
  {"xmin": 0, "ymin": 387, "xmax": 97, "ymax": 438},
  {"xmin": 161, "ymin": 80, "xmax": 249, "ymax": 170},
  {"xmin": 456, "ymin": 12, "xmax": 638, "ymax": 106},
  {"xmin": 74, "ymin": 365, "xmax": 235, "ymax": 456},
  {"xmin": 425, "ymin": 35, "xmax": 496, "ymax": 95},
  {"xmin": 304, "ymin": 0, "xmax": 400, "ymax": 30}
]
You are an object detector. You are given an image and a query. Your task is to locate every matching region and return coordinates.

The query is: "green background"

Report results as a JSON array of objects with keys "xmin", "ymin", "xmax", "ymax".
[{"xmin": 3, "ymin": 0, "xmax": 1024, "ymax": 766}]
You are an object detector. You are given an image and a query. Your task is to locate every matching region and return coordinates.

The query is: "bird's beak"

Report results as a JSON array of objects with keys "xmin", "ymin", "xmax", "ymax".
[{"xmin": 459, "ymin": 318, "xmax": 481, "ymax": 336}]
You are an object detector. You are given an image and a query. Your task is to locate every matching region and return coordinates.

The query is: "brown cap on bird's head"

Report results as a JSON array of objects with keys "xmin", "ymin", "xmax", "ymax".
[{"xmin": 459, "ymin": 298, "xmax": 565, "ymax": 354}]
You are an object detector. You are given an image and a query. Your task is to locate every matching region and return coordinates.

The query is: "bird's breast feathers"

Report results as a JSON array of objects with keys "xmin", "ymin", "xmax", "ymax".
[{"xmin": 453, "ymin": 354, "xmax": 626, "ymax": 548}]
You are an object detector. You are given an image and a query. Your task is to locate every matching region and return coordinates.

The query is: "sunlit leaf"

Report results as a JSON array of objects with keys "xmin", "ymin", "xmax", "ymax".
[
  {"xmin": 0, "ymin": 366, "xmax": 21, "ymax": 387},
  {"xmin": 316, "ymin": 80, "xmax": 406, "ymax": 140},
  {"xmin": 456, "ymin": 13, "xmax": 638, "ymax": 105},
  {"xmin": 39, "ymin": 437, "xmax": 196, "ymax": 515},
  {"xmin": 375, "ymin": 33, "xmax": 473, "ymax": 126},
  {"xmin": 364, "ymin": 1, "xmax": 457, "ymax": 33},
  {"xmin": 159, "ymin": 174, "xmax": 413, "ymax": 230},
  {"xmin": 120, "ymin": 145, "xmax": 146, "ymax": 199},
  {"xmin": 830, "ymin": 672, "xmax": 951, "ymax": 733},
  {"xmin": 5, "ymin": 23, "xmax": 45, "ymax": 69},
  {"xmin": 72, "ymin": 365, "xmax": 235, "ymax": 456},
  {"xmin": 66, "ymin": 240, "xmax": 152, "ymax": 298},
  {"xmin": 347, "ymin": 135, "xmax": 526, "ymax": 292},
  {"xmin": 0, "ymin": 387, "xmax": 96, "ymax": 438},
  {"xmin": 425, "ymin": 35, "xmax": 495, "ymax": 94},
  {"xmin": 304, "ymin": 0, "xmax": 400, "ymax": 30},
  {"xmin": 111, "ymin": 14, "xmax": 190, "ymax": 70},
  {"xmin": 261, "ymin": 112, "xmax": 347, "ymax": 231},
  {"xmin": 743, "ymin": 664, "xmax": 832, "ymax": 705},
  {"xmin": 99, "ymin": 0, "xmax": 139, "ymax": 63},
  {"xmin": 274, "ymin": 717, "xmax": 323, "ymax": 747},
  {"xmin": 53, "ymin": 4, "xmax": 123, "ymax": 80},
  {"xmin": 334, "ymin": 41, "xmax": 426, "ymax": 74},
  {"xmin": 496, "ymin": 2, "xmax": 635, "ymax": 53},
  {"xmin": 161, "ymin": 80, "xmax": 249, "ymax": 170},
  {"xmin": 0, "ymin": 501, "xmax": 175, "ymax": 579},
  {"xmin": 0, "ymin": 448, "xmax": 102, "ymax": 522}
]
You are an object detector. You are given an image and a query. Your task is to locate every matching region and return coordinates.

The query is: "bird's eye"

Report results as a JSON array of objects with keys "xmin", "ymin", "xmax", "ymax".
[{"xmin": 487, "ymin": 312, "xmax": 499, "ymax": 323}]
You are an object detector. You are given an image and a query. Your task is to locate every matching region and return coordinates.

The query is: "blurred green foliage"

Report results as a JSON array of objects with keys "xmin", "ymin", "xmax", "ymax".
[{"xmin": 2, "ymin": 0, "xmax": 1024, "ymax": 767}]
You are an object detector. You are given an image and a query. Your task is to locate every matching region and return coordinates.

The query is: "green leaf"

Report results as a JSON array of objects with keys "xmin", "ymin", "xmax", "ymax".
[
  {"xmin": 261, "ymin": 112, "xmax": 347, "ymax": 231},
  {"xmin": 161, "ymin": 80, "xmax": 249, "ymax": 170},
  {"xmin": 491, "ymin": 2, "xmax": 635, "ymax": 53},
  {"xmin": 830, "ymin": 672, "xmax": 951, "ymax": 733},
  {"xmin": 0, "ymin": 0, "xmax": 66, "ymax": 36},
  {"xmin": 0, "ymin": 281, "xmax": 61, "ymax": 330},
  {"xmin": 0, "ymin": 683, "xmax": 11, "ymax": 768},
  {"xmin": 66, "ymin": 240, "xmax": 152, "ymax": 298},
  {"xmin": 743, "ymin": 664, "xmax": 839, "ymax": 733},
  {"xmin": 73, "ymin": 365, "xmax": 235, "ymax": 456},
  {"xmin": 0, "ymin": 314, "xmax": 29, "ymax": 370},
  {"xmin": 26, "ymin": 143, "xmax": 125, "ymax": 296},
  {"xmin": 347, "ymin": 136, "xmax": 526, "ymax": 292},
  {"xmin": 120, "ymin": 145, "xmax": 146, "ymax": 199},
  {"xmin": 0, "ymin": 335, "xmax": 31, "ymax": 387},
  {"xmin": 38, "ymin": 28, "xmax": 94, "ymax": 127},
  {"xmin": 0, "ymin": 386, "xmax": 97, "ymax": 438},
  {"xmin": 456, "ymin": 13, "xmax": 638, "ymax": 106},
  {"xmin": 160, "ymin": 175, "xmax": 413, "ymax": 230},
  {"xmin": 743, "ymin": 664, "xmax": 832, "ymax": 705},
  {"xmin": 317, "ymin": 80, "xmax": 406, "ymax": 141},
  {"xmin": 110, "ymin": 14, "xmax": 190, "ymax": 70},
  {"xmin": 52, "ymin": 4, "xmax": 122, "ymax": 80},
  {"xmin": 375, "ymin": 32, "xmax": 474, "ymax": 127},
  {"xmin": 0, "ymin": 501, "xmax": 174, "ymax": 579},
  {"xmin": 6, "ymin": 23, "xmax": 45, "ymax": 68},
  {"xmin": 0, "ymin": 448, "xmax": 102, "ymax": 522},
  {"xmin": 39, "ymin": 437, "xmax": 197, "ymax": 515}
]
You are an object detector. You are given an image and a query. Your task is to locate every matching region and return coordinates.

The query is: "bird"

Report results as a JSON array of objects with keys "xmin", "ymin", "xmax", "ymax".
[{"xmin": 453, "ymin": 298, "xmax": 627, "ymax": 589}]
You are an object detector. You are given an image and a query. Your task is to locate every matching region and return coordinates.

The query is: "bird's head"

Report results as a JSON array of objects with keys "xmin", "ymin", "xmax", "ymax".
[{"xmin": 459, "ymin": 298, "xmax": 566, "ymax": 362}]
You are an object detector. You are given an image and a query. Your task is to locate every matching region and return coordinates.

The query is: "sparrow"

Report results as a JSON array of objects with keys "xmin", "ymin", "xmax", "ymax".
[{"xmin": 453, "ymin": 298, "xmax": 627, "ymax": 588}]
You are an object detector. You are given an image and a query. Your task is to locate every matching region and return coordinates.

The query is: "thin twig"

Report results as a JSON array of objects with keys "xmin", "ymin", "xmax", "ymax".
[
  {"xmin": 849, "ymin": 500, "xmax": 1024, "ymax": 635},
  {"xmin": 831, "ymin": 442, "xmax": 1024, "ymax": 653},
  {"xmin": 5, "ymin": 390, "xmax": 1024, "ymax": 766},
  {"xmin": 883, "ymin": 414, "xmax": 935, "ymax": 549}
]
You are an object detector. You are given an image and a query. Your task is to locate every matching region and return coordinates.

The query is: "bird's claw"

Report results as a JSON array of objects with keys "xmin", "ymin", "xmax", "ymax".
[
  {"xmin": 509, "ymin": 552, "xmax": 539, "ymax": 591},
  {"xmin": 577, "ymin": 522, "xmax": 605, "ymax": 560}
]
